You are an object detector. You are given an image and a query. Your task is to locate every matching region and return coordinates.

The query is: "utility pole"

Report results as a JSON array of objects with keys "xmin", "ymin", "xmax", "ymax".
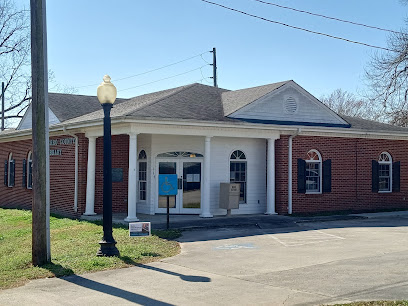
[
  {"xmin": 1, "ymin": 82, "xmax": 4, "ymax": 131},
  {"xmin": 211, "ymin": 47, "xmax": 217, "ymax": 88},
  {"xmin": 30, "ymin": 0, "xmax": 50, "ymax": 266}
]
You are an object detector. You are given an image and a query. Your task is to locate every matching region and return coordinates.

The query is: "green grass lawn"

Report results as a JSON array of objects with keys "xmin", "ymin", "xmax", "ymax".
[{"xmin": 0, "ymin": 208, "xmax": 181, "ymax": 289}]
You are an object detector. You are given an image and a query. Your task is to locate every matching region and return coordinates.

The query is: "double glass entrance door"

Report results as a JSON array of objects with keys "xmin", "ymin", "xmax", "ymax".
[{"xmin": 157, "ymin": 159, "xmax": 202, "ymax": 214}]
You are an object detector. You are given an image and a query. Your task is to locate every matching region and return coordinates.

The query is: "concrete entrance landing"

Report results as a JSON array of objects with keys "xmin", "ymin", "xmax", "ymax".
[{"xmin": 80, "ymin": 213, "xmax": 295, "ymax": 230}]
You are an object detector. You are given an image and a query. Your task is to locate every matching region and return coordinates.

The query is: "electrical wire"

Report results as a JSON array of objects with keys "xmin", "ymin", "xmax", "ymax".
[
  {"xmin": 199, "ymin": 0, "xmax": 396, "ymax": 52},
  {"xmin": 118, "ymin": 66, "xmax": 208, "ymax": 92},
  {"xmin": 252, "ymin": 0, "xmax": 403, "ymax": 35},
  {"xmin": 75, "ymin": 51, "xmax": 211, "ymax": 89}
]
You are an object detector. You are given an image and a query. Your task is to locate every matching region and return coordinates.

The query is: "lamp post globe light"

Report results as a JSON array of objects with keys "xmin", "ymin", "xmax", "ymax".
[{"xmin": 96, "ymin": 75, "xmax": 120, "ymax": 257}]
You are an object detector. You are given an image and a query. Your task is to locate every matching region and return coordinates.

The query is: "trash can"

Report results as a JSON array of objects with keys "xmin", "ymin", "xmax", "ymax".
[{"xmin": 219, "ymin": 183, "xmax": 240, "ymax": 216}]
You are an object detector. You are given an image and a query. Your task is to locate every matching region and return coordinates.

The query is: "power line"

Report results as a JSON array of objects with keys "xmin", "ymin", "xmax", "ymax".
[
  {"xmin": 252, "ymin": 0, "xmax": 403, "ymax": 35},
  {"xmin": 75, "ymin": 51, "xmax": 211, "ymax": 89},
  {"xmin": 199, "ymin": 0, "xmax": 396, "ymax": 53},
  {"xmin": 118, "ymin": 66, "xmax": 208, "ymax": 92}
]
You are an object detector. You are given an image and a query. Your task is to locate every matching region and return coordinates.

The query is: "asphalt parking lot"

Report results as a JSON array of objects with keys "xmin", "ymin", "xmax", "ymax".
[{"xmin": 1, "ymin": 215, "xmax": 408, "ymax": 305}]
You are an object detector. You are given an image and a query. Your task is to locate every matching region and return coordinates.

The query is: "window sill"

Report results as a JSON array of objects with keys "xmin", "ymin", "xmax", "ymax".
[
  {"xmin": 305, "ymin": 191, "xmax": 322, "ymax": 195},
  {"xmin": 378, "ymin": 190, "xmax": 392, "ymax": 194}
]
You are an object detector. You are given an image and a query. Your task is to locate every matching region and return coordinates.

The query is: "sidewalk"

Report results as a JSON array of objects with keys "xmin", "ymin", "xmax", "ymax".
[{"xmin": 80, "ymin": 209, "xmax": 408, "ymax": 231}]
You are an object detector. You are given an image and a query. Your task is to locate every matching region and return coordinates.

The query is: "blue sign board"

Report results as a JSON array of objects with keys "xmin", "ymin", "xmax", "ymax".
[{"xmin": 159, "ymin": 174, "xmax": 178, "ymax": 196}]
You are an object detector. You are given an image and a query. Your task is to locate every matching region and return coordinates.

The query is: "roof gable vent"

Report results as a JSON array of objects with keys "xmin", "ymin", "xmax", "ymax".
[{"xmin": 284, "ymin": 97, "xmax": 298, "ymax": 114}]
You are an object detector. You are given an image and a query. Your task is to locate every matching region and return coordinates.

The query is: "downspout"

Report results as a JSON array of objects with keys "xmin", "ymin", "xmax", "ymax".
[
  {"xmin": 63, "ymin": 126, "xmax": 78, "ymax": 212},
  {"xmin": 288, "ymin": 128, "xmax": 300, "ymax": 215}
]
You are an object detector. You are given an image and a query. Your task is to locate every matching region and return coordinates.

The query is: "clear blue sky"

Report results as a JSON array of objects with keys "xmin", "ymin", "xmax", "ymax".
[{"xmin": 22, "ymin": 0, "xmax": 408, "ymax": 99}]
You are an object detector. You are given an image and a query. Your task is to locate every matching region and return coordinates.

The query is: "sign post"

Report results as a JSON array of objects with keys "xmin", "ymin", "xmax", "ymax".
[{"xmin": 158, "ymin": 174, "xmax": 178, "ymax": 229}]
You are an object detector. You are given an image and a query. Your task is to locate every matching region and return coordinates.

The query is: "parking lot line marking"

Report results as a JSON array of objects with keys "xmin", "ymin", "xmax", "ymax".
[
  {"xmin": 267, "ymin": 234, "xmax": 289, "ymax": 247},
  {"xmin": 314, "ymin": 230, "xmax": 345, "ymax": 240}
]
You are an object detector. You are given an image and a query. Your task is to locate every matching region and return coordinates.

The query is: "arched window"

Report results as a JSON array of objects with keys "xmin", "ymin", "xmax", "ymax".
[
  {"xmin": 378, "ymin": 152, "xmax": 392, "ymax": 192},
  {"xmin": 230, "ymin": 150, "xmax": 247, "ymax": 203},
  {"xmin": 138, "ymin": 150, "xmax": 147, "ymax": 201},
  {"xmin": 4, "ymin": 153, "xmax": 15, "ymax": 187},
  {"xmin": 27, "ymin": 151, "xmax": 33, "ymax": 189},
  {"xmin": 306, "ymin": 149, "xmax": 322, "ymax": 193}
]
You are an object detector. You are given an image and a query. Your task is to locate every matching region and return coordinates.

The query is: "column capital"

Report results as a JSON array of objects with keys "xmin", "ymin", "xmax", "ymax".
[
  {"xmin": 205, "ymin": 136, "xmax": 213, "ymax": 141},
  {"xmin": 128, "ymin": 132, "xmax": 139, "ymax": 138},
  {"xmin": 87, "ymin": 135, "xmax": 97, "ymax": 140}
]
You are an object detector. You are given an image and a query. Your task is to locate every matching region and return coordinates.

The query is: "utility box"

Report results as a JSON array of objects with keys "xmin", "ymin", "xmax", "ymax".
[{"xmin": 219, "ymin": 183, "xmax": 240, "ymax": 215}]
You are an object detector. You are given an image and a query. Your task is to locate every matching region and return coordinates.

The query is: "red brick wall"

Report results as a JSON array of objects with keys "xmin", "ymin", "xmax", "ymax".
[
  {"xmin": 0, "ymin": 134, "xmax": 88, "ymax": 217},
  {"xmin": 3, "ymin": 132, "xmax": 408, "ymax": 216},
  {"xmin": 94, "ymin": 134, "xmax": 129, "ymax": 214},
  {"xmin": 275, "ymin": 135, "xmax": 408, "ymax": 214}
]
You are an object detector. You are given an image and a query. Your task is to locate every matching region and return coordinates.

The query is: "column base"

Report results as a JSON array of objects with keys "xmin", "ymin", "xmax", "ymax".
[
  {"xmin": 83, "ymin": 212, "xmax": 97, "ymax": 216},
  {"xmin": 199, "ymin": 213, "xmax": 213, "ymax": 218},
  {"xmin": 265, "ymin": 212, "xmax": 278, "ymax": 215},
  {"xmin": 124, "ymin": 216, "xmax": 139, "ymax": 222},
  {"xmin": 96, "ymin": 240, "xmax": 120, "ymax": 257}
]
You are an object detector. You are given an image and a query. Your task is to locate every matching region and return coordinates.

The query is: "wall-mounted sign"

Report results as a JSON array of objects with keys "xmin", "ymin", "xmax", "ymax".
[
  {"xmin": 159, "ymin": 174, "xmax": 178, "ymax": 196},
  {"xmin": 49, "ymin": 138, "xmax": 76, "ymax": 146},
  {"xmin": 112, "ymin": 168, "xmax": 123, "ymax": 182},
  {"xmin": 49, "ymin": 149, "xmax": 62, "ymax": 156},
  {"xmin": 129, "ymin": 222, "xmax": 151, "ymax": 237}
]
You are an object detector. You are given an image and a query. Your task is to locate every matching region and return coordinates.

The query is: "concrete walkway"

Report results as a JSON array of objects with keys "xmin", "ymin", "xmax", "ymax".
[{"xmin": 2, "ymin": 212, "xmax": 408, "ymax": 305}]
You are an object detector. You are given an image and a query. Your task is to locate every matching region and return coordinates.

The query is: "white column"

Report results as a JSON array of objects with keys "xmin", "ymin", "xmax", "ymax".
[
  {"xmin": 84, "ymin": 136, "xmax": 97, "ymax": 215},
  {"xmin": 266, "ymin": 138, "xmax": 277, "ymax": 215},
  {"xmin": 125, "ymin": 133, "xmax": 139, "ymax": 221},
  {"xmin": 200, "ymin": 136, "xmax": 213, "ymax": 218}
]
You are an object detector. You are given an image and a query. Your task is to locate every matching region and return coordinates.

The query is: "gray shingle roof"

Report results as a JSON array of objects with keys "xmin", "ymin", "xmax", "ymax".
[
  {"xmin": 341, "ymin": 115, "xmax": 408, "ymax": 133},
  {"xmin": 221, "ymin": 81, "xmax": 289, "ymax": 116},
  {"xmin": 48, "ymin": 92, "xmax": 128, "ymax": 122},
  {"xmin": 15, "ymin": 82, "xmax": 408, "ymax": 135}
]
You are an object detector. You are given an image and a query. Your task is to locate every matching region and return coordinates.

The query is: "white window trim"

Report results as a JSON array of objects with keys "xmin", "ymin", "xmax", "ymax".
[
  {"xmin": 305, "ymin": 149, "xmax": 322, "ymax": 194},
  {"xmin": 229, "ymin": 150, "xmax": 247, "ymax": 204},
  {"xmin": 27, "ymin": 151, "xmax": 33, "ymax": 190},
  {"xmin": 378, "ymin": 151, "xmax": 392, "ymax": 193},
  {"xmin": 138, "ymin": 150, "xmax": 147, "ymax": 202}
]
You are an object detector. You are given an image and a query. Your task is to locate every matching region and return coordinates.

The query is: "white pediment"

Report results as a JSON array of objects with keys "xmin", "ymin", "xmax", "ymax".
[
  {"xmin": 17, "ymin": 104, "xmax": 60, "ymax": 130},
  {"xmin": 228, "ymin": 81, "xmax": 349, "ymax": 127}
]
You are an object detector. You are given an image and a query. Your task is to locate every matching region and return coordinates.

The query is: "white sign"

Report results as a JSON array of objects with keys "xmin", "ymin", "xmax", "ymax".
[{"xmin": 129, "ymin": 222, "xmax": 151, "ymax": 237}]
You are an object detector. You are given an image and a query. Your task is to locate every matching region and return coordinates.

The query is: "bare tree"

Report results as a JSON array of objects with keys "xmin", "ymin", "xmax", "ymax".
[
  {"xmin": 0, "ymin": 0, "xmax": 75, "ymax": 129},
  {"xmin": 0, "ymin": 0, "xmax": 31, "ymax": 128},
  {"xmin": 320, "ymin": 89, "xmax": 379, "ymax": 120},
  {"xmin": 364, "ymin": 1, "xmax": 408, "ymax": 126}
]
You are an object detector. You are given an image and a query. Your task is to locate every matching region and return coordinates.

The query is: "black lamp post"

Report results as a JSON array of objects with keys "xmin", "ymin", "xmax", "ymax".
[{"xmin": 96, "ymin": 75, "xmax": 120, "ymax": 257}]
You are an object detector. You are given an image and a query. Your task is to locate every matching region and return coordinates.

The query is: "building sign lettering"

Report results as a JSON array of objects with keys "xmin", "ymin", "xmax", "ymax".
[
  {"xmin": 48, "ymin": 137, "xmax": 75, "ymax": 157},
  {"xmin": 49, "ymin": 137, "xmax": 76, "ymax": 146},
  {"xmin": 50, "ymin": 149, "xmax": 62, "ymax": 156}
]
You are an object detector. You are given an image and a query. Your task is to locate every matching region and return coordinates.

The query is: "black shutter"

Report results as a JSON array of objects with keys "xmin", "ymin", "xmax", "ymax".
[
  {"xmin": 393, "ymin": 161, "xmax": 401, "ymax": 192},
  {"xmin": 9, "ymin": 160, "xmax": 15, "ymax": 187},
  {"xmin": 28, "ymin": 161, "xmax": 32, "ymax": 189},
  {"xmin": 322, "ymin": 159, "xmax": 332, "ymax": 193},
  {"xmin": 4, "ymin": 160, "xmax": 7, "ymax": 186},
  {"xmin": 372, "ymin": 160, "xmax": 379, "ymax": 192},
  {"xmin": 22, "ymin": 159, "xmax": 27, "ymax": 188},
  {"xmin": 297, "ymin": 159, "xmax": 306, "ymax": 193}
]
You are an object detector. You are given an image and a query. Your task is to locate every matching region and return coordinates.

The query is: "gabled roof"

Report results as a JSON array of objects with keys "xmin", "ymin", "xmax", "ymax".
[
  {"xmin": 63, "ymin": 83, "xmax": 233, "ymax": 124},
  {"xmin": 221, "ymin": 81, "xmax": 289, "ymax": 116},
  {"xmin": 12, "ymin": 81, "xmax": 408, "ymax": 135}
]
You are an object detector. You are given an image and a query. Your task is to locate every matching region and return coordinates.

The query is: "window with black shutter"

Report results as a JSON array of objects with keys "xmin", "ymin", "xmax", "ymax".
[
  {"xmin": 27, "ymin": 152, "xmax": 33, "ymax": 189},
  {"xmin": 372, "ymin": 160, "xmax": 379, "ymax": 192},
  {"xmin": 22, "ymin": 159, "xmax": 27, "ymax": 188},
  {"xmin": 297, "ymin": 159, "xmax": 306, "ymax": 193},
  {"xmin": 4, "ymin": 160, "xmax": 7, "ymax": 186},
  {"xmin": 9, "ymin": 159, "xmax": 15, "ymax": 187},
  {"xmin": 392, "ymin": 161, "xmax": 400, "ymax": 192}
]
